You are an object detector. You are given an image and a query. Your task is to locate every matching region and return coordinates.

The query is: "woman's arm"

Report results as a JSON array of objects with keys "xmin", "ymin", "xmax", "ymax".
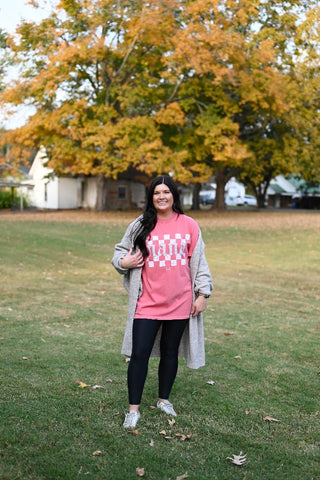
[{"xmin": 111, "ymin": 217, "xmax": 144, "ymax": 274}]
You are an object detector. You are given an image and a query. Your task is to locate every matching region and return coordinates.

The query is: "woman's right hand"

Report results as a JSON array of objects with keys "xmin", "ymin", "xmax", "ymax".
[{"xmin": 120, "ymin": 248, "xmax": 145, "ymax": 269}]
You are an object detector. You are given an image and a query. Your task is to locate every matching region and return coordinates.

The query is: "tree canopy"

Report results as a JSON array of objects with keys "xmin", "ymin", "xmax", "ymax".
[{"xmin": 0, "ymin": 0, "xmax": 319, "ymax": 209}]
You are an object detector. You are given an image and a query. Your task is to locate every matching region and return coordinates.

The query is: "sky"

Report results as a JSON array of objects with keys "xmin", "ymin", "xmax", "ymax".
[
  {"xmin": 0, "ymin": 0, "xmax": 50, "ymax": 34},
  {"xmin": 0, "ymin": 1, "xmax": 54, "ymax": 128}
]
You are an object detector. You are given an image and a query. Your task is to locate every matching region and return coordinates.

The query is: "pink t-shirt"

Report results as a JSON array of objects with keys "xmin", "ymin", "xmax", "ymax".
[{"xmin": 134, "ymin": 212, "xmax": 199, "ymax": 320}]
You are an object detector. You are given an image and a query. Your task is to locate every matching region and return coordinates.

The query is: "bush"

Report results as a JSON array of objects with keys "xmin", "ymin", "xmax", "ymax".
[{"xmin": 0, "ymin": 189, "xmax": 28, "ymax": 209}]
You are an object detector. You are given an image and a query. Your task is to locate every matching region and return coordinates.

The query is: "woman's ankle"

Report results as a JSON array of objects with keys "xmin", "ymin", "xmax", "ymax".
[{"xmin": 129, "ymin": 404, "xmax": 140, "ymax": 412}]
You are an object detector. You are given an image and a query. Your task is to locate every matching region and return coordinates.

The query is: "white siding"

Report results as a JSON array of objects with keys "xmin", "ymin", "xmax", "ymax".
[
  {"xmin": 58, "ymin": 177, "xmax": 80, "ymax": 209},
  {"xmin": 82, "ymin": 177, "xmax": 97, "ymax": 209}
]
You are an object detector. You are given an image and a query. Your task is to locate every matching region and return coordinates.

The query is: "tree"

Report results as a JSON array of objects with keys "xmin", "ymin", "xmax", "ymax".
[
  {"xmin": 232, "ymin": 2, "xmax": 320, "ymax": 206},
  {"xmin": 0, "ymin": 29, "xmax": 9, "ymax": 93},
  {"xmin": 0, "ymin": 0, "xmax": 191, "ymax": 209},
  {"xmin": 152, "ymin": 0, "xmax": 319, "ymax": 209},
  {"xmin": 154, "ymin": 0, "xmax": 319, "ymax": 209}
]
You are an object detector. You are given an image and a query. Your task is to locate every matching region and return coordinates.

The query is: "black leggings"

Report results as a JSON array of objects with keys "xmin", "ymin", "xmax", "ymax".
[{"xmin": 127, "ymin": 318, "xmax": 189, "ymax": 405}]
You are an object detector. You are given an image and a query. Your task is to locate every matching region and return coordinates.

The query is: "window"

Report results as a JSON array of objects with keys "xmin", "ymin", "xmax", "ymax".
[{"xmin": 118, "ymin": 186, "xmax": 126, "ymax": 199}]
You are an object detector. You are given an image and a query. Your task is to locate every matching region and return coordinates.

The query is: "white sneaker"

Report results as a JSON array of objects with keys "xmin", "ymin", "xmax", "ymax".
[
  {"xmin": 157, "ymin": 400, "xmax": 177, "ymax": 416},
  {"xmin": 123, "ymin": 411, "xmax": 140, "ymax": 429}
]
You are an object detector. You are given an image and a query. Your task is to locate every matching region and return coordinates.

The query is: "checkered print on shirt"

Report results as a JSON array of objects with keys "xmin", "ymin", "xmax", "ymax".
[{"xmin": 146, "ymin": 233, "xmax": 191, "ymax": 268}]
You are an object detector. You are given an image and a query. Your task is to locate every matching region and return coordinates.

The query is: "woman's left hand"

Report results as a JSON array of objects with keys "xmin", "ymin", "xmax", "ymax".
[{"xmin": 191, "ymin": 295, "xmax": 208, "ymax": 317}]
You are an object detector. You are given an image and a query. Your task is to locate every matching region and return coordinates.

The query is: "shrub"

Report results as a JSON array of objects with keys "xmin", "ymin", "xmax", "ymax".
[{"xmin": 0, "ymin": 189, "xmax": 28, "ymax": 209}]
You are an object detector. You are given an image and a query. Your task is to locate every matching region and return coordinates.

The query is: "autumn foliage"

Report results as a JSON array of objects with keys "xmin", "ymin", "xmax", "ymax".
[{"xmin": 0, "ymin": 0, "xmax": 319, "ymax": 208}]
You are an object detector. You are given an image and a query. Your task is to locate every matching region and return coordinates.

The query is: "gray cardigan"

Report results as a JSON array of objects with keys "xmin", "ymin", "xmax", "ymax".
[{"xmin": 111, "ymin": 216, "xmax": 213, "ymax": 369}]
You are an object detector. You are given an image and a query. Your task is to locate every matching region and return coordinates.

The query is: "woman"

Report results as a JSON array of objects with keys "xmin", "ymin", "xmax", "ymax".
[{"xmin": 112, "ymin": 176, "xmax": 213, "ymax": 429}]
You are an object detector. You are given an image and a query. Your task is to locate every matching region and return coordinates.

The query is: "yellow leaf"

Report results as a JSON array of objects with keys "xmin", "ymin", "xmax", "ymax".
[
  {"xmin": 75, "ymin": 380, "xmax": 90, "ymax": 388},
  {"xmin": 92, "ymin": 450, "xmax": 102, "ymax": 456},
  {"xmin": 168, "ymin": 418, "xmax": 176, "ymax": 426}
]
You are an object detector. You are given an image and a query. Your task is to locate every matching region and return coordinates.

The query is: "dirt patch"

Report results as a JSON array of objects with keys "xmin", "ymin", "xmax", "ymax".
[{"xmin": 1, "ymin": 208, "xmax": 319, "ymax": 230}]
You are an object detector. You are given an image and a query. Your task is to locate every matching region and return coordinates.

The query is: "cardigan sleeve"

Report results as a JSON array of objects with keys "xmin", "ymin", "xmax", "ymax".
[
  {"xmin": 191, "ymin": 230, "xmax": 213, "ymax": 297},
  {"xmin": 111, "ymin": 216, "xmax": 142, "ymax": 275}
]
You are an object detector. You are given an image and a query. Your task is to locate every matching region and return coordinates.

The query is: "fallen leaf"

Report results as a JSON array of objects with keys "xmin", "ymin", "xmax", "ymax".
[
  {"xmin": 22, "ymin": 356, "xmax": 29, "ymax": 361},
  {"xmin": 149, "ymin": 439, "xmax": 154, "ymax": 447},
  {"xmin": 263, "ymin": 416, "xmax": 280, "ymax": 423},
  {"xmin": 206, "ymin": 380, "xmax": 215, "ymax": 386},
  {"xmin": 129, "ymin": 429, "xmax": 139, "ymax": 436},
  {"xmin": 175, "ymin": 433, "xmax": 192, "ymax": 441},
  {"xmin": 136, "ymin": 467, "xmax": 145, "ymax": 477},
  {"xmin": 168, "ymin": 418, "xmax": 176, "ymax": 426},
  {"xmin": 245, "ymin": 409, "xmax": 251, "ymax": 415},
  {"xmin": 75, "ymin": 380, "xmax": 90, "ymax": 388},
  {"xmin": 92, "ymin": 450, "xmax": 102, "ymax": 456},
  {"xmin": 223, "ymin": 331, "xmax": 235, "ymax": 335},
  {"xmin": 176, "ymin": 473, "xmax": 188, "ymax": 480},
  {"xmin": 234, "ymin": 355, "xmax": 242, "ymax": 359},
  {"xmin": 159, "ymin": 430, "xmax": 166, "ymax": 436},
  {"xmin": 150, "ymin": 405, "xmax": 156, "ymax": 409},
  {"xmin": 92, "ymin": 385, "xmax": 105, "ymax": 390},
  {"xmin": 106, "ymin": 378, "xmax": 113, "ymax": 383},
  {"xmin": 227, "ymin": 452, "xmax": 247, "ymax": 466}
]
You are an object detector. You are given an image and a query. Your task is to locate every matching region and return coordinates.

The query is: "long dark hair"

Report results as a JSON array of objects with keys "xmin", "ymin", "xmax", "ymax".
[{"xmin": 133, "ymin": 176, "xmax": 184, "ymax": 257}]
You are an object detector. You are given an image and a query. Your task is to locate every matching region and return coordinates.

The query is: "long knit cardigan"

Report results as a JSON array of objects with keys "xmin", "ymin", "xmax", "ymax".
[{"xmin": 111, "ymin": 216, "xmax": 213, "ymax": 369}]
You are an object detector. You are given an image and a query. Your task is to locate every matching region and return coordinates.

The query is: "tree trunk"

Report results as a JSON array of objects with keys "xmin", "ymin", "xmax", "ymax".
[
  {"xmin": 252, "ymin": 175, "xmax": 272, "ymax": 208},
  {"xmin": 213, "ymin": 169, "xmax": 228, "ymax": 210},
  {"xmin": 191, "ymin": 183, "xmax": 201, "ymax": 210},
  {"xmin": 95, "ymin": 175, "xmax": 108, "ymax": 211}
]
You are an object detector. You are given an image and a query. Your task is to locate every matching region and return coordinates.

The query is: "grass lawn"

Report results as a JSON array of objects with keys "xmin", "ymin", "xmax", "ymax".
[{"xmin": 0, "ymin": 210, "xmax": 319, "ymax": 480}]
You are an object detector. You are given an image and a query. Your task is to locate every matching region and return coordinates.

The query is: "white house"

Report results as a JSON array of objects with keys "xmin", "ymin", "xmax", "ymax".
[
  {"xmin": 267, "ymin": 175, "xmax": 297, "ymax": 208},
  {"xmin": 26, "ymin": 148, "xmax": 146, "ymax": 210}
]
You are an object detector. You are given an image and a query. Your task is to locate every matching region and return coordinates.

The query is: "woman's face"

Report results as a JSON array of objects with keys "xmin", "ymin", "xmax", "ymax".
[{"xmin": 152, "ymin": 183, "xmax": 174, "ymax": 217}]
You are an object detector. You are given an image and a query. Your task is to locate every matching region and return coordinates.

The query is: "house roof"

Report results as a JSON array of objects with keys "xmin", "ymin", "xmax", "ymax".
[
  {"xmin": 268, "ymin": 183, "xmax": 286, "ymax": 194},
  {"xmin": 287, "ymin": 175, "xmax": 320, "ymax": 195},
  {"xmin": 0, "ymin": 181, "xmax": 34, "ymax": 188}
]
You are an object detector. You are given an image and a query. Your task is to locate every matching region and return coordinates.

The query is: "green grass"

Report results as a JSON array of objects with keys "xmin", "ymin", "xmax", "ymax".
[{"xmin": 0, "ymin": 212, "xmax": 319, "ymax": 480}]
